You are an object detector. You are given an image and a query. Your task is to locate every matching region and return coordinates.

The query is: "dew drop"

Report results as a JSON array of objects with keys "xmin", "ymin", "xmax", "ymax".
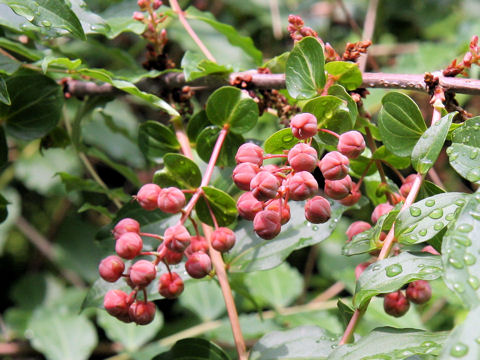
[
  {"xmin": 475, "ymin": 337, "xmax": 480, "ymax": 344},
  {"xmin": 475, "ymin": 194, "xmax": 480, "ymax": 202},
  {"xmin": 467, "ymin": 169, "xmax": 480, "ymax": 182},
  {"xmin": 282, "ymin": 135, "xmax": 294, "ymax": 143},
  {"xmin": 410, "ymin": 206, "xmax": 421, "ymax": 217},
  {"xmin": 446, "ymin": 147, "xmax": 453, "ymax": 155},
  {"xmin": 385, "ymin": 263, "xmax": 403, "ymax": 277},
  {"xmin": 449, "ymin": 257, "xmax": 464, "ymax": 269},
  {"xmin": 372, "ymin": 264, "xmax": 381, "ymax": 271},
  {"xmin": 41, "ymin": 20, "xmax": 51, "ymax": 27},
  {"xmin": 450, "ymin": 152, "xmax": 459, "ymax": 161},
  {"xmin": 404, "ymin": 234, "xmax": 419, "ymax": 243},
  {"xmin": 312, "ymin": 225, "xmax": 319, "ymax": 231},
  {"xmin": 325, "ymin": 111, "xmax": 333, "ymax": 119},
  {"xmin": 455, "ymin": 199, "xmax": 466, "ymax": 206},
  {"xmin": 469, "ymin": 211, "xmax": 480, "ymax": 221},
  {"xmin": 422, "ymin": 341, "xmax": 434, "ymax": 347},
  {"xmin": 434, "ymin": 222, "xmax": 444, "ymax": 231},
  {"xmin": 458, "ymin": 224, "xmax": 473, "ymax": 233},
  {"xmin": 303, "ymin": 220, "xmax": 308, "ymax": 225},
  {"xmin": 419, "ymin": 229, "xmax": 428, "ymax": 236},
  {"xmin": 404, "ymin": 224, "xmax": 417, "ymax": 234},
  {"xmin": 446, "ymin": 213, "xmax": 456, "ymax": 221},
  {"xmin": 454, "ymin": 282, "xmax": 465, "ymax": 293},
  {"xmin": 464, "ymin": 253, "xmax": 476, "ymax": 265},
  {"xmin": 468, "ymin": 276, "xmax": 480, "ymax": 289},
  {"xmin": 419, "ymin": 266, "xmax": 439, "ymax": 275},
  {"xmin": 450, "ymin": 343, "xmax": 468, "ymax": 357},
  {"xmin": 425, "ymin": 199, "xmax": 436, "ymax": 207},
  {"xmin": 429, "ymin": 208, "xmax": 443, "ymax": 219},
  {"xmin": 470, "ymin": 149, "xmax": 479, "ymax": 159}
]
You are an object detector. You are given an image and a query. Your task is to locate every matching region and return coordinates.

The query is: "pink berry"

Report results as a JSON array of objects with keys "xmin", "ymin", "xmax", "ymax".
[
  {"xmin": 324, "ymin": 175, "xmax": 353, "ymax": 200},
  {"xmin": 232, "ymin": 163, "xmax": 260, "ymax": 191},
  {"xmin": 253, "ymin": 210, "xmax": 281, "ymax": 240},
  {"xmin": 406, "ymin": 280, "xmax": 432, "ymax": 304},
  {"xmin": 159, "ymin": 272, "xmax": 184, "ymax": 299},
  {"xmin": 185, "ymin": 252, "xmax": 212, "ymax": 279},
  {"xmin": 265, "ymin": 199, "xmax": 291, "ymax": 225},
  {"xmin": 115, "ymin": 233, "xmax": 143, "ymax": 259},
  {"xmin": 236, "ymin": 192, "xmax": 264, "ymax": 220},
  {"xmin": 235, "ymin": 143, "xmax": 264, "ymax": 166},
  {"xmin": 157, "ymin": 187, "xmax": 186, "ymax": 214},
  {"xmin": 250, "ymin": 171, "xmax": 280, "ymax": 201},
  {"xmin": 129, "ymin": 301, "xmax": 156, "ymax": 325},
  {"xmin": 164, "ymin": 247, "xmax": 184, "ymax": 265},
  {"xmin": 164, "ymin": 224, "xmax": 191, "ymax": 253},
  {"xmin": 305, "ymin": 196, "xmax": 331, "ymax": 223},
  {"xmin": 113, "ymin": 218, "xmax": 140, "ymax": 240},
  {"xmin": 188, "ymin": 235, "xmax": 209, "ymax": 254},
  {"xmin": 133, "ymin": 11, "xmax": 145, "ymax": 21},
  {"xmin": 346, "ymin": 221, "xmax": 371, "ymax": 242},
  {"xmin": 287, "ymin": 171, "xmax": 318, "ymax": 201},
  {"xmin": 383, "ymin": 291, "xmax": 410, "ymax": 317},
  {"xmin": 355, "ymin": 262, "xmax": 370, "ymax": 280},
  {"xmin": 287, "ymin": 143, "xmax": 318, "ymax": 173},
  {"xmin": 371, "ymin": 203, "xmax": 394, "ymax": 224},
  {"xmin": 104, "ymin": 289, "xmax": 131, "ymax": 318},
  {"xmin": 337, "ymin": 131, "xmax": 366, "ymax": 159},
  {"xmin": 338, "ymin": 186, "xmax": 361, "ymax": 206},
  {"xmin": 290, "ymin": 113, "xmax": 318, "ymax": 139},
  {"xmin": 99, "ymin": 255, "xmax": 125, "ymax": 282},
  {"xmin": 137, "ymin": 0, "xmax": 148, "ymax": 9},
  {"xmin": 399, "ymin": 182, "xmax": 412, "ymax": 197},
  {"xmin": 129, "ymin": 260, "xmax": 157, "ymax": 287},
  {"xmin": 136, "ymin": 184, "xmax": 161, "ymax": 211},
  {"xmin": 211, "ymin": 227, "xmax": 236, "ymax": 252},
  {"xmin": 320, "ymin": 151, "xmax": 349, "ymax": 180},
  {"xmin": 152, "ymin": 0, "xmax": 162, "ymax": 10}
]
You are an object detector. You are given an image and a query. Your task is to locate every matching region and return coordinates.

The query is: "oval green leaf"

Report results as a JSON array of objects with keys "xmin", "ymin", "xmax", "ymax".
[
  {"xmin": 325, "ymin": 61, "xmax": 362, "ymax": 90},
  {"xmin": 196, "ymin": 125, "xmax": 244, "ymax": 167},
  {"xmin": 195, "ymin": 186, "xmax": 237, "ymax": 227},
  {"xmin": 138, "ymin": 121, "xmax": 180, "ymax": 162},
  {"xmin": 154, "ymin": 338, "xmax": 231, "ymax": 360},
  {"xmin": 263, "ymin": 128, "xmax": 299, "ymax": 154}
]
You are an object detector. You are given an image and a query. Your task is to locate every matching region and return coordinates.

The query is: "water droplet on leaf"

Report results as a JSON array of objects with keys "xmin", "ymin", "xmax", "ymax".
[
  {"xmin": 453, "ymin": 282, "xmax": 465, "ymax": 293},
  {"xmin": 410, "ymin": 206, "xmax": 421, "ymax": 217},
  {"xmin": 468, "ymin": 276, "xmax": 480, "ymax": 289},
  {"xmin": 425, "ymin": 199, "xmax": 436, "ymax": 207},
  {"xmin": 463, "ymin": 253, "xmax": 476, "ymax": 265},
  {"xmin": 449, "ymin": 257, "xmax": 464, "ymax": 269},
  {"xmin": 385, "ymin": 263, "xmax": 403, "ymax": 277},
  {"xmin": 429, "ymin": 208, "xmax": 443, "ymax": 219},
  {"xmin": 458, "ymin": 224, "xmax": 473, "ymax": 233},
  {"xmin": 434, "ymin": 222, "xmax": 444, "ymax": 231},
  {"xmin": 419, "ymin": 229, "xmax": 427, "ymax": 236},
  {"xmin": 450, "ymin": 343, "xmax": 468, "ymax": 357}
]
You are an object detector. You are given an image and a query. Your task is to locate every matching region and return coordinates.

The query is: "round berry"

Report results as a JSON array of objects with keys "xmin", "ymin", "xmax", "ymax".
[
  {"xmin": 113, "ymin": 218, "xmax": 140, "ymax": 240},
  {"xmin": 305, "ymin": 196, "xmax": 331, "ymax": 224},
  {"xmin": 99, "ymin": 255, "xmax": 125, "ymax": 282},
  {"xmin": 232, "ymin": 163, "xmax": 260, "ymax": 191},
  {"xmin": 253, "ymin": 210, "xmax": 281, "ymax": 240},
  {"xmin": 115, "ymin": 233, "xmax": 143, "ymax": 259},
  {"xmin": 265, "ymin": 199, "xmax": 291, "ymax": 225},
  {"xmin": 189, "ymin": 235, "xmax": 210, "ymax": 254},
  {"xmin": 338, "ymin": 186, "xmax": 362, "ymax": 206},
  {"xmin": 157, "ymin": 187, "xmax": 186, "ymax": 214},
  {"xmin": 236, "ymin": 192, "xmax": 264, "ymax": 220},
  {"xmin": 287, "ymin": 171, "xmax": 318, "ymax": 201},
  {"xmin": 164, "ymin": 247, "xmax": 184, "ymax": 265},
  {"xmin": 211, "ymin": 227, "xmax": 236, "ymax": 252},
  {"xmin": 346, "ymin": 221, "xmax": 371, "ymax": 242},
  {"xmin": 235, "ymin": 143, "xmax": 264, "ymax": 166},
  {"xmin": 185, "ymin": 252, "xmax": 212, "ymax": 279},
  {"xmin": 129, "ymin": 301, "xmax": 156, "ymax": 325},
  {"xmin": 136, "ymin": 184, "xmax": 161, "ymax": 211},
  {"xmin": 164, "ymin": 224, "xmax": 191, "ymax": 253},
  {"xmin": 320, "ymin": 151, "xmax": 349, "ymax": 180},
  {"xmin": 400, "ymin": 174, "xmax": 418, "ymax": 197},
  {"xmin": 130, "ymin": 260, "xmax": 157, "ymax": 287},
  {"xmin": 324, "ymin": 175, "xmax": 353, "ymax": 200},
  {"xmin": 383, "ymin": 291, "xmax": 410, "ymax": 317},
  {"xmin": 337, "ymin": 131, "xmax": 366, "ymax": 159},
  {"xmin": 287, "ymin": 143, "xmax": 318, "ymax": 173},
  {"xmin": 371, "ymin": 203, "xmax": 394, "ymax": 224},
  {"xmin": 406, "ymin": 280, "xmax": 432, "ymax": 305},
  {"xmin": 159, "ymin": 272, "xmax": 184, "ymax": 299},
  {"xmin": 104, "ymin": 289, "xmax": 130, "ymax": 318},
  {"xmin": 250, "ymin": 171, "xmax": 280, "ymax": 201},
  {"xmin": 290, "ymin": 113, "xmax": 318, "ymax": 139}
]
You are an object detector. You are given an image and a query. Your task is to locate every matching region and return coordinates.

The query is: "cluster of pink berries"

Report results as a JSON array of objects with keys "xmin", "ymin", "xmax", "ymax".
[{"xmin": 233, "ymin": 112, "xmax": 366, "ymax": 240}]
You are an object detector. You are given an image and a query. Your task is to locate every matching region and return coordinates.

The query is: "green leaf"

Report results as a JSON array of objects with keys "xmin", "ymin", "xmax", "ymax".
[
  {"xmin": 179, "ymin": 280, "xmax": 225, "ymax": 321},
  {"xmin": 354, "ymin": 252, "xmax": 442, "ymax": 308},
  {"xmin": 0, "ymin": 52, "xmax": 20, "ymax": 75},
  {"xmin": 87, "ymin": 147, "xmax": 140, "ymax": 187},
  {"xmin": 154, "ymin": 338, "xmax": 231, "ymax": 360},
  {"xmin": 40, "ymin": 56, "xmax": 82, "ymax": 73},
  {"xmin": 0, "ymin": 193, "xmax": 9, "ymax": 223},
  {"xmin": 442, "ymin": 194, "xmax": 480, "ymax": 308},
  {"xmin": 451, "ymin": 116, "xmax": 480, "ymax": 145},
  {"xmin": 206, "ymin": 86, "xmax": 258, "ymax": 133},
  {"xmin": 329, "ymin": 327, "xmax": 447, "ymax": 359},
  {"xmin": 440, "ymin": 305, "xmax": 480, "ymax": 359},
  {"xmin": 196, "ymin": 125, "xmax": 244, "ymax": 167},
  {"xmin": 372, "ymin": 146, "xmax": 411, "ymax": 170},
  {"xmin": 0, "ymin": 77, "xmax": 10, "ymax": 105},
  {"xmin": 0, "ymin": 70, "xmax": 63, "ymax": 140},
  {"xmin": 378, "ymin": 92, "xmax": 427, "ymax": 157},
  {"xmin": 187, "ymin": 110, "xmax": 211, "ymax": 142},
  {"xmin": 417, "ymin": 180, "xmax": 445, "ymax": 200},
  {"xmin": 337, "ymin": 300, "xmax": 354, "ymax": 328},
  {"xmin": 250, "ymin": 326, "xmax": 337, "ymax": 360},
  {"xmin": 328, "ymin": 84, "xmax": 358, "ymax": 125},
  {"xmin": 395, "ymin": 192, "xmax": 466, "ymax": 245},
  {"xmin": 78, "ymin": 203, "xmax": 113, "ymax": 218},
  {"xmin": 181, "ymin": 51, "xmax": 232, "ymax": 81},
  {"xmin": 263, "ymin": 52, "xmax": 289, "ymax": 73},
  {"xmin": 138, "ymin": 121, "xmax": 180, "ymax": 162},
  {"xmin": 154, "ymin": 153, "xmax": 202, "ymax": 190},
  {"xmin": 263, "ymin": 128, "xmax": 299, "ymax": 154},
  {"xmin": 325, "ymin": 61, "xmax": 362, "ymax": 90},
  {"xmin": 412, "ymin": 112, "xmax": 454, "ymax": 174},
  {"xmin": 0, "ymin": 37, "xmax": 42, "ymax": 61},
  {"xmin": 286, "ymin": 36, "xmax": 326, "ymax": 99},
  {"xmin": 3, "ymin": 0, "xmax": 86, "ymax": 40},
  {"xmin": 195, "ymin": 186, "xmax": 237, "ymax": 227}
]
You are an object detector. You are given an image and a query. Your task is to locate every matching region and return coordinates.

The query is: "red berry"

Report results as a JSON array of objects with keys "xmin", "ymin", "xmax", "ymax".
[
  {"xmin": 250, "ymin": 171, "xmax": 280, "ymax": 201},
  {"xmin": 371, "ymin": 203, "xmax": 394, "ymax": 224},
  {"xmin": 253, "ymin": 210, "xmax": 281, "ymax": 240},
  {"xmin": 324, "ymin": 175, "xmax": 353, "ymax": 200},
  {"xmin": 129, "ymin": 260, "xmax": 157, "ymax": 287},
  {"xmin": 164, "ymin": 224, "xmax": 191, "ymax": 253},
  {"xmin": 383, "ymin": 290, "xmax": 410, "ymax": 317},
  {"xmin": 188, "ymin": 235, "xmax": 209, "ymax": 254},
  {"xmin": 287, "ymin": 171, "xmax": 318, "ymax": 201},
  {"xmin": 133, "ymin": 11, "xmax": 145, "ymax": 21},
  {"xmin": 287, "ymin": 143, "xmax": 318, "ymax": 173},
  {"xmin": 290, "ymin": 113, "xmax": 318, "ymax": 139},
  {"xmin": 265, "ymin": 199, "xmax": 291, "ymax": 225},
  {"xmin": 159, "ymin": 272, "xmax": 184, "ymax": 298},
  {"xmin": 235, "ymin": 143, "xmax": 264, "ymax": 166},
  {"xmin": 152, "ymin": 0, "xmax": 162, "ymax": 9},
  {"xmin": 400, "ymin": 174, "xmax": 418, "ymax": 197},
  {"xmin": 355, "ymin": 262, "xmax": 370, "ymax": 280},
  {"xmin": 185, "ymin": 252, "xmax": 212, "ymax": 278},
  {"xmin": 211, "ymin": 227, "xmax": 236, "ymax": 252},
  {"xmin": 136, "ymin": 184, "xmax": 161, "ymax": 211},
  {"xmin": 320, "ymin": 151, "xmax": 349, "ymax": 180},
  {"xmin": 305, "ymin": 196, "xmax": 331, "ymax": 223},
  {"xmin": 99, "ymin": 255, "xmax": 125, "ymax": 282},
  {"xmin": 232, "ymin": 163, "xmax": 260, "ymax": 191},
  {"xmin": 104, "ymin": 289, "xmax": 131, "ymax": 318},
  {"xmin": 163, "ymin": 247, "xmax": 184, "ymax": 265},
  {"xmin": 129, "ymin": 301, "xmax": 156, "ymax": 325},
  {"xmin": 346, "ymin": 221, "xmax": 371, "ymax": 242},
  {"xmin": 236, "ymin": 192, "xmax": 264, "ymax": 220},
  {"xmin": 113, "ymin": 218, "xmax": 140, "ymax": 240},
  {"xmin": 157, "ymin": 187, "xmax": 186, "ymax": 214},
  {"xmin": 337, "ymin": 131, "xmax": 366, "ymax": 159},
  {"xmin": 406, "ymin": 280, "xmax": 432, "ymax": 304},
  {"xmin": 115, "ymin": 233, "xmax": 143, "ymax": 259},
  {"xmin": 137, "ymin": 0, "xmax": 148, "ymax": 9}
]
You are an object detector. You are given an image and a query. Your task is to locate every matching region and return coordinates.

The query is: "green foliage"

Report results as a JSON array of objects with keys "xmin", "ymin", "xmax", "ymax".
[
  {"xmin": 154, "ymin": 338, "xmax": 231, "ymax": 360},
  {"xmin": 325, "ymin": 61, "xmax": 363, "ymax": 91}
]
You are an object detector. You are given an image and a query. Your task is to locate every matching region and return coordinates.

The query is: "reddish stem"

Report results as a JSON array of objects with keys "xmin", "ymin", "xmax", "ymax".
[
  {"xmin": 318, "ymin": 128, "xmax": 340, "ymax": 139},
  {"xmin": 263, "ymin": 154, "xmax": 288, "ymax": 160},
  {"xmin": 139, "ymin": 232, "xmax": 163, "ymax": 240}
]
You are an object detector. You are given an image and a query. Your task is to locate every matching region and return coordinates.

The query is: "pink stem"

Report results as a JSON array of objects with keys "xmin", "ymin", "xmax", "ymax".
[
  {"xmin": 263, "ymin": 154, "xmax": 288, "ymax": 160},
  {"xmin": 318, "ymin": 128, "xmax": 340, "ymax": 138},
  {"xmin": 139, "ymin": 232, "xmax": 163, "ymax": 240}
]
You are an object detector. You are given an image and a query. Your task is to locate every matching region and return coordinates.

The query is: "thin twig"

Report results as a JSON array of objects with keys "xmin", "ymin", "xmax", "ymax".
[
  {"xmin": 427, "ymin": 168, "xmax": 445, "ymax": 189},
  {"xmin": 269, "ymin": 0, "xmax": 282, "ymax": 39},
  {"xmin": 311, "ymin": 281, "xmax": 346, "ymax": 303},
  {"xmin": 357, "ymin": 0, "xmax": 380, "ymax": 72}
]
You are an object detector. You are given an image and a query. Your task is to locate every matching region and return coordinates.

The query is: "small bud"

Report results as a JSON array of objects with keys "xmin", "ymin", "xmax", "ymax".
[
  {"xmin": 164, "ymin": 247, "xmax": 184, "ymax": 265},
  {"xmin": 346, "ymin": 221, "xmax": 371, "ymax": 242},
  {"xmin": 129, "ymin": 301, "xmax": 156, "ymax": 325},
  {"xmin": 157, "ymin": 187, "xmax": 186, "ymax": 214},
  {"xmin": 339, "ymin": 184, "xmax": 361, "ymax": 206},
  {"xmin": 235, "ymin": 143, "xmax": 264, "ymax": 166},
  {"xmin": 99, "ymin": 255, "xmax": 125, "ymax": 282},
  {"xmin": 137, "ymin": 0, "xmax": 148, "ymax": 10},
  {"xmin": 133, "ymin": 11, "xmax": 145, "ymax": 21},
  {"xmin": 406, "ymin": 280, "xmax": 432, "ymax": 304},
  {"xmin": 371, "ymin": 203, "xmax": 394, "ymax": 224},
  {"xmin": 164, "ymin": 225, "xmax": 191, "ymax": 253},
  {"xmin": 265, "ymin": 199, "xmax": 291, "ymax": 224},
  {"xmin": 189, "ymin": 235, "xmax": 209, "ymax": 254},
  {"xmin": 136, "ymin": 184, "xmax": 161, "ymax": 211},
  {"xmin": 159, "ymin": 272, "xmax": 184, "ymax": 298},
  {"xmin": 115, "ymin": 233, "xmax": 143, "ymax": 259},
  {"xmin": 287, "ymin": 143, "xmax": 317, "ymax": 173},
  {"xmin": 320, "ymin": 151, "xmax": 349, "ymax": 180},
  {"xmin": 185, "ymin": 252, "xmax": 212, "ymax": 278},
  {"xmin": 104, "ymin": 289, "xmax": 130, "ymax": 318},
  {"xmin": 236, "ymin": 192, "xmax": 264, "ymax": 220},
  {"xmin": 290, "ymin": 113, "xmax": 318, "ymax": 139},
  {"xmin": 305, "ymin": 196, "xmax": 331, "ymax": 224},
  {"xmin": 324, "ymin": 175, "xmax": 353, "ymax": 200},
  {"xmin": 232, "ymin": 163, "xmax": 260, "ymax": 191},
  {"xmin": 383, "ymin": 291, "xmax": 410, "ymax": 317},
  {"xmin": 337, "ymin": 131, "xmax": 366, "ymax": 159},
  {"xmin": 152, "ymin": 0, "xmax": 162, "ymax": 10},
  {"xmin": 253, "ymin": 210, "xmax": 281, "ymax": 240},
  {"xmin": 211, "ymin": 227, "xmax": 236, "ymax": 253},
  {"xmin": 250, "ymin": 171, "xmax": 280, "ymax": 201},
  {"xmin": 113, "ymin": 218, "xmax": 140, "ymax": 240},
  {"xmin": 130, "ymin": 260, "xmax": 157, "ymax": 287},
  {"xmin": 287, "ymin": 171, "xmax": 318, "ymax": 201},
  {"xmin": 400, "ymin": 174, "xmax": 417, "ymax": 197}
]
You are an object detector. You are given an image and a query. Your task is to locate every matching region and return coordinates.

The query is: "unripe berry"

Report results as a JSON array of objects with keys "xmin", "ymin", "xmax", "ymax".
[
  {"xmin": 236, "ymin": 192, "xmax": 264, "ymax": 220},
  {"xmin": 320, "ymin": 151, "xmax": 349, "ymax": 180},
  {"xmin": 400, "ymin": 182, "xmax": 413, "ymax": 197},
  {"xmin": 232, "ymin": 163, "xmax": 260, "ymax": 191},
  {"xmin": 355, "ymin": 262, "xmax": 370, "ymax": 280},
  {"xmin": 211, "ymin": 227, "xmax": 236, "ymax": 253},
  {"xmin": 157, "ymin": 187, "xmax": 186, "ymax": 214},
  {"xmin": 159, "ymin": 272, "xmax": 184, "ymax": 299},
  {"xmin": 152, "ymin": 0, "xmax": 162, "ymax": 10},
  {"xmin": 133, "ymin": 11, "xmax": 145, "ymax": 21},
  {"xmin": 188, "ymin": 235, "xmax": 209, "ymax": 254},
  {"xmin": 163, "ymin": 247, "xmax": 184, "ymax": 265},
  {"xmin": 185, "ymin": 252, "xmax": 212, "ymax": 279},
  {"xmin": 287, "ymin": 171, "xmax": 318, "ymax": 201},
  {"xmin": 265, "ymin": 199, "xmax": 291, "ymax": 225},
  {"xmin": 383, "ymin": 291, "xmax": 410, "ymax": 317},
  {"xmin": 137, "ymin": 0, "xmax": 148, "ymax": 10},
  {"xmin": 346, "ymin": 221, "xmax": 371, "ymax": 242},
  {"xmin": 338, "ymin": 186, "xmax": 361, "ymax": 206},
  {"xmin": 305, "ymin": 196, "xmax": 331, "ymax": 224},
  {"xmin": 406, "ymin": 280, "xmax": 432, "ymax": 304},
  {"xmin": 290, "ymin": 113, "xmax": 318, "ymax": 139},
  {"xmin": 99, "ymin": 255, "xmax": 125, "ymax": 282},
  {"xmin": 113, "ymin": 218, "xmax": 140, "ymax": 240},
  {"xmin": 129, "ymin": 301, "xmax": 156, "ymax": 325},
  {"xmin": 115, "ymin": 233, "xmax": 143, "ymax": 259},
  {"xmin": 235, "ymin": 143, "xmax": 264, "ymax": 166},
  {"xmin": 287, "ymin": 143, "xmax": 318, "ymax": 173},
  {"xmin": 324, "ymin": 175, "xmax": 353, "ymax": 200},
  {"xmin": 130, "ymin": 260, "xmax": 156, "ymax": 287},
  {"xmin": 253, "ymin": 210, "xmax": 281, "ymax": 240},
  {"xmin": 164, "ymin": 224, "xmax": 191, "ymax": 253},
  {"xmin": 371, "ymin": 203, "xmax": 394, "ymax": 224},
  {"xmin": 136, "ymin": 184, "xmax": 161, "ymax": 211},
  {"xmin": 104, "ymin": 289, "xmax": 130, "ymax": 318},
  {"xmin": 250, "ymin": 171, "xmax": 280, "ymax": 201},
  {"xmin": 337, "ymin": 131, "xmax": 366, "ymax": 159}
]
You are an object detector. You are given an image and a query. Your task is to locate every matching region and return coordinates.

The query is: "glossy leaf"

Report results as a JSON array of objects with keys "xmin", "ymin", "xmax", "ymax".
[
  {"xmin": 328, "ymin": 84, "xmax": 358, "ymax": 125},
  {"xmin": 40, "ymin": 56, "xmax": 82, "ymax": 73},
  {"xmin": 395, "ymin": 192, "xmax": 466, "ymax": 245},
  {"xmin": 154, "ymin": 153, "xmax": 201, "ymax": 190},
  {"xmin": 417, "ymin": 180, "xmax": 445, "ymax": 200},
  {"xmin": 372, "ymin": 146, "xmax": 411, "ymax": 170},
  {"xmin": 196, "ymin": 125, "xmax": 244, "ymax": 167},
  {"xmin": 206, "ymin": 86, "xmax": 258, "ymax": 134},
  {"xmin": 154, "ymin": 338, "xmax": 231, "ymax": 360},
  {"xmin": 325, "ymin": 61, "xmax": 362, "ymax": 90},
  {"xmin": 378, "ymin": 92, "xmax": 427, "ymax": 157},
  {"xmin": 187, "ymin": 110, "xmax": 211, "ymax": 142},
  {"xmin": 181, "ymin": 51, "xmax": 232, "ymax": 81},
  {"xmin": 138, "ymin": 121, "xmax": 180, "ymax": 162},
  {"xmin": 286, "ymin": 37, "xmax": 326, "ymax": 99},
  {"xmin": 0, "ymin": 52, "xmax": 20, "ymax": 75},
  {"xmin": 442, "ymin": 194, "xmax": 480, "ymax": 308},
  {"xmin": 195, "ymin": 186, "xmax": 237, "ymax": 227},
  {"xmin": 354, "ymin": 252, "xmax": 442, "ymax": 308},
  {"xmin": 0, "ymin": 37, "xmax": 42, "ymax": 61},
  {"xmin": 264, "ymin": 128, "xmax": 299, "ymax": 154},
  {"xmin": 412, "ymin": 112, "xmax": 454, "ymax": 174},
  {"xmin": 179, "ymin": 280, "xmax": 225, "ymax": 321},
  {"xmin": 451, "ymin": 116, "xmax": 480, "ymax": 145}
]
